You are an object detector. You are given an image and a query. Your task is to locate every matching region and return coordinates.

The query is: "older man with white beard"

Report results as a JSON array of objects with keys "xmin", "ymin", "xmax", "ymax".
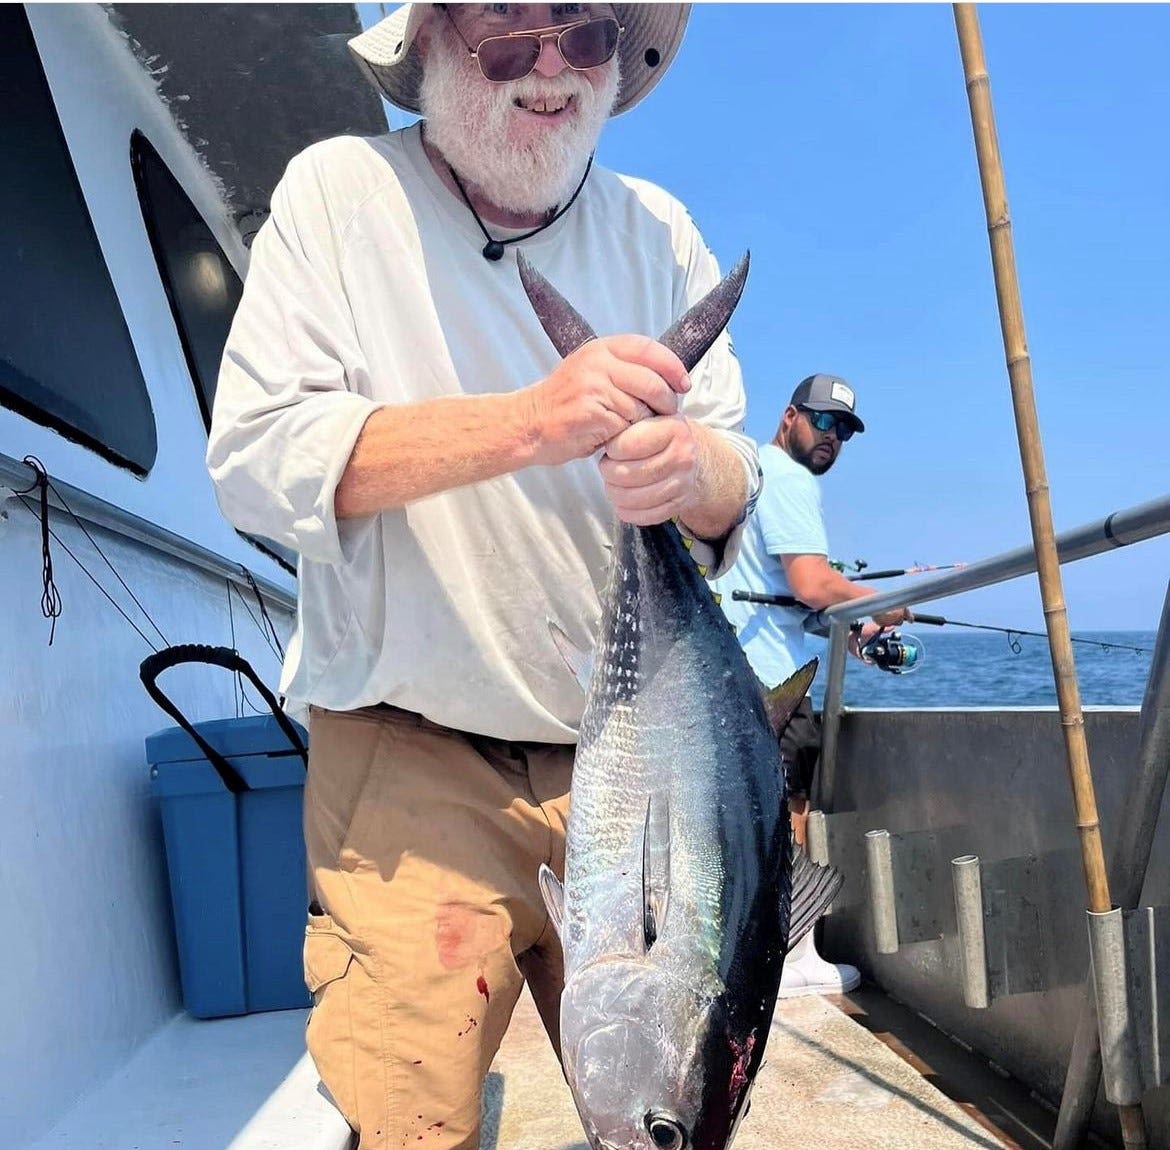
[{"xmin": 207, "ymin": 5, "xmax": 759, "ymax": 1147}]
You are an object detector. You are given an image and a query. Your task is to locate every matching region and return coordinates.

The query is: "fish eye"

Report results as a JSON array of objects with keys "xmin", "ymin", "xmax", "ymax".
[{"xmin": 645, "ymin": 1110, "xmax": 688, "ymax": 1150}]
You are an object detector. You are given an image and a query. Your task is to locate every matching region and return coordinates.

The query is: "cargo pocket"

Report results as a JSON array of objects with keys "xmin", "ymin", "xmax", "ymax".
[
  {"xmin": 304, "ymin": 914, "xmax": 354, "ymax": 1001},
  {"xmin": 303, "ymin": 913, "xmax": 359, "ymax": 1130}
]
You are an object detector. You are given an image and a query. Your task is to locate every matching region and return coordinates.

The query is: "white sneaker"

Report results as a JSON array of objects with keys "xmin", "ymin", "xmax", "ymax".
[{"xmin": 778, "ymin": 930, "xmax": 861, "ymax": 998}]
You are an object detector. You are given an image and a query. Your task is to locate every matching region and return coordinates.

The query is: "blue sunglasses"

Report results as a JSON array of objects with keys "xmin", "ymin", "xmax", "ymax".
[{"xmin": 799, "ymin": 406, "xmax": 856, "ymax": 442}]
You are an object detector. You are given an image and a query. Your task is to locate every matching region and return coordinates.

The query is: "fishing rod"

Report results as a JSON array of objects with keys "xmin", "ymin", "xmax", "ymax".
[
  {"xmin": 911, "ymin": 613, "xmax": 1153, "ymax": 655},
  {"xmin": 830, "ymin": 558, "xmax": 968, "ymax": 580},
  {"xmin": 730, "ymin": 592, "xmax": 1153, "ymax": 668},
  {"xmin": 730, "ymin": 590, "xmax": 926, "ymax": 674},
  {"xmin": 847, "ymin": 562, "xmax": 968, "ymax": 582},
  {"xmin": 730, "ymin": 590, "xmax": 802, "ymax": 609}
]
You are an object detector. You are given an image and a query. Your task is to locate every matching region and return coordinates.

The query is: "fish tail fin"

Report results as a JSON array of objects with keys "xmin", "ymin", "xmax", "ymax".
[
  {"xmin": 658, "ymin": 252, "xmax": 750, "ymax": 371},
  {"xmin": 517, "ymin": 253, "xmax": 597, "ymax": 356},
  {"xmin": 786, "ymin": 834, "xmax": 845, "ymax": 949},
  {"xmin": 762, "ymin": 658, "xmax": 818, "ymax": 738}
]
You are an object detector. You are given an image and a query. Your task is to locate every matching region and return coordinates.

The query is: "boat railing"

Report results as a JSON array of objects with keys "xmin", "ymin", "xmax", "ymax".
[
  {"xmin": 810, "ymin": 490, "xmax": 1170, "ymax": 1146},
  {"xmin": 814, "ymin": 492, "xmax": 1170, "ymax": 804}
]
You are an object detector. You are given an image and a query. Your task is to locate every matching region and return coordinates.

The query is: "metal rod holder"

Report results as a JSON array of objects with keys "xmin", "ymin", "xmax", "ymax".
[
  {"xmin": 1087, "ymin": 907, "xmax": 1144, "ymax": 1106},
  {"xmin": 952, "ymin": 855, "xmax": 990, "ymax": 1008},
  {"xmin": 866, "ymin": 829, "xmax": 899, "ymax": 954},
  {"xmin": 816, "ymin": 622, "xmax": 849, "ymax": 811},
  {"xmin": 806, "ymin": 810, "xmax": 829, "ymax": 867}
]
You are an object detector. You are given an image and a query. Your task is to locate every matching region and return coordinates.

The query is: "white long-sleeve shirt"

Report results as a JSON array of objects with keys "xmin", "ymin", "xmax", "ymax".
[{"xmin": 208, "ymin": 124, "xmax": 758, "ymax": 743}]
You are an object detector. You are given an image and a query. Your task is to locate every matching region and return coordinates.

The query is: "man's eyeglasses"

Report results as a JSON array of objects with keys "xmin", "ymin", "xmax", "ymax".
[
  {"xmin": 799, "ymin": 406, "xmax": 856, "ymax": 442},
  {"xmin": 443, "ymin": 10, "xmax": 623, "ymax": 84}
]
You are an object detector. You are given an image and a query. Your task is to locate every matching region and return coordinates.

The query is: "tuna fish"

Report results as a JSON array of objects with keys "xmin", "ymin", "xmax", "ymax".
[{"xmin": 518, "ymin": 253, "xmax": 843, "ymax": 1150}]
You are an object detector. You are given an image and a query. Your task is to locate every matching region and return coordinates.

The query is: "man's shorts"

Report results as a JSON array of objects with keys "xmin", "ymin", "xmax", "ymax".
[
  {"xmin": 779, "ymin": 695, "xmax": 821, "ymax": 799},
  {"xmin": 301, "ymin": 705, "xmax": 574, "ymax": 1150}
]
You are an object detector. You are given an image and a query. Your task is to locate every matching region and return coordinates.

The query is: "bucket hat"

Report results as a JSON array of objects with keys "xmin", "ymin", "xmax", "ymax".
[{"xmin": 348, "ymin": 4, "xmax": 691, "ymax": 117}]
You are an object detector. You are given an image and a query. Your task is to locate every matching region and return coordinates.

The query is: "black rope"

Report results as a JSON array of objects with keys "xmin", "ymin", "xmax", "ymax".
[
  {"xmin": 14, "ymin": 457, "xmax": 63, "ymax": 644},
  {"xmin": 446, "ymin": 153, "xmax": 593, "ymax": 261},
  {"xmin": 14, "ymin": 490, "xmax": 162, "ymax": 651},
  {"xmin": 15, "ymin": 459, "xmax": 170, "ymax": 650},
  {"xmin": 12, "ymin": 460, "xmax": 285, "ymax": 678}
]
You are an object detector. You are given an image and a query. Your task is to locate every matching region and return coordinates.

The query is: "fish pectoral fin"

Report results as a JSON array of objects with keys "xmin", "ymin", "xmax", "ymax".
[
  {"xmin": 762, "ymin": 658, "xmax": 818, "ymax": 738},
  {"xmin": 786, "ymin": 833, "xmax": 845, "ymax": 949},
  {"xmin": 537, "ymin": 864, "xmax": 565, "ymax": 940},
  {"xmin": 641, "ymin": 796, "xmax": 671, "ymax": 950},
  {"xmin": 548, "ymin": 621, "xmax": 593, "ymax": 693}
]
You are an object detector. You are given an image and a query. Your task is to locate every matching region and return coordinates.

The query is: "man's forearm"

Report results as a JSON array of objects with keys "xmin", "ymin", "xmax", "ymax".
[
  {"xmin": 784, "ymin": 555, "xmax": 877, "ymax": 612},
  {"xmin": 807, "ymin": 572, "xmax": 874, "ymax": 611},
  {"xmin": 677, "ymin": 422, "xmax": 749, "ymax": 542},
  {"xmin": 797, "ymin": 568, "xmax": 908, "ymax": 629},
  {"xmin": 335, "ymin": 393, "xmax": 535, "ymax": 518},
  {"xmin": 827, "ymin": 581, "xmax": 874, "ymax": 611}
]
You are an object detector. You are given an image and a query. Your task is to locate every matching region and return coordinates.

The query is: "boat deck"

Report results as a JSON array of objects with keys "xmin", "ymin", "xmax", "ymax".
[
  {"xmin": 487, "ymin": 988, "xmax": 1028, "ymax": 1150},
  {"xmin": 28, "ymin": 984, "xmax": 1062, "ymax": 1149}
]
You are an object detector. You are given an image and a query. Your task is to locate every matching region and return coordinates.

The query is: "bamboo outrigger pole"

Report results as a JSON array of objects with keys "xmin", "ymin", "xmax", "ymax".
[{"xmin": 951, "ymin": 7, "xmax": 1148, "ymax": 1147}]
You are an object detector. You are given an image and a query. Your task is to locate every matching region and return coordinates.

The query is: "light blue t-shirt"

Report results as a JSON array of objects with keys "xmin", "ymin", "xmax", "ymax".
[{"xmin": 712, "ymin": 443, "xmax": 828, "ymax": 688}]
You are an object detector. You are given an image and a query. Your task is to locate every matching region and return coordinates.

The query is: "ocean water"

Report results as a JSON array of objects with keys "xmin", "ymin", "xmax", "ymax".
[{"xmin": 805, "ymin": 631, "xmax": 1159, "ymax": 710}]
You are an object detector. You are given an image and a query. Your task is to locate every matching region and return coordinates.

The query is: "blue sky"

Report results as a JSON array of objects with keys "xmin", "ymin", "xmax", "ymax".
[{"xmin": 361, "ymin": 3, "xmax": 1169, "ymax": 631}]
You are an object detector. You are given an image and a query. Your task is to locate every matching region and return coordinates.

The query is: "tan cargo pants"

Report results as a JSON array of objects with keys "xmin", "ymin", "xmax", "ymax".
[{"xmin": 302, "ymin": 705, "xmax": 573, "ymax": 1149}]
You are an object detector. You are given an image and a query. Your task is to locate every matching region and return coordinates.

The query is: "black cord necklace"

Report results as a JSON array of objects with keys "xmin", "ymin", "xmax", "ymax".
[{"xmin": 446, "ymin": 155, "xmax": 594, "ymax": 261}]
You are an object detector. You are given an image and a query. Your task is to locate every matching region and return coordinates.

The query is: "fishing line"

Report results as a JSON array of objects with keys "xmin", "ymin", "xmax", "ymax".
[
  {"xmin": 226, "ymin": 577, "xmax": 242, "ymax": 718},
  {"xmin": 224, "ymin": 579, "xmax": 278, "ymax": 716},
  {"xmin": 224, "ymin": 583, "xmax": 265, "ymax": 717},
  {"xmin": 913, "ymin": 613, "xmax": 1153, "ymax": 655},
  {"xmin": 13, "ymin": 459, "xmax": 284, "ymax": 672},
  {"xmin": 730, "ymin": 591, "xmax": 1153, "ymax": 658},
  {"xmin": 47, "ymin": 472, "xmax": 170, "ymax": 649},
  {"xmin": 241, "ymin": 566, "xmax": 285, "ymax": 660},
  {"xmin": 226, "ymin": 577, "xmax": 282, "ymax": 663}
]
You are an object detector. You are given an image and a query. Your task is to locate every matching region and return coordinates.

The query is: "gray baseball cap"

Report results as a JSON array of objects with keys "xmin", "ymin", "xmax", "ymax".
[{"xmin": 789, "ymin": 373, "xmax": 865, "ymax": 433}]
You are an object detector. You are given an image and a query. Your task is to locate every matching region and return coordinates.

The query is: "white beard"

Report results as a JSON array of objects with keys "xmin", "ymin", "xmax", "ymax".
[{"xmin": 419, "ymin": 21, "xmax": 620, "ymax": 216}]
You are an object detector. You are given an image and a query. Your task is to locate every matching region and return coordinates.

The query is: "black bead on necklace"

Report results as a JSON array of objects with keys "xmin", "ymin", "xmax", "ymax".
[{"xmin": 446, "ymin": 156, "xmax": 594, "ymax": 261}]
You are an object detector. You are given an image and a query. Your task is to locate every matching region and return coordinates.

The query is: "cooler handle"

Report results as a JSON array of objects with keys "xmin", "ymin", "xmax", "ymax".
[{"xmin": 139, "ymin": 644, "xmax": 308, "ymax": 795}]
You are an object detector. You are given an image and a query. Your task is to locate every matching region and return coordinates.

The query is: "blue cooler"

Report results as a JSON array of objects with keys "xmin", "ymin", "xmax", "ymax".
[{"xmin": 142, "ymin": 644, "xmax": 312, "ymax": 1019}]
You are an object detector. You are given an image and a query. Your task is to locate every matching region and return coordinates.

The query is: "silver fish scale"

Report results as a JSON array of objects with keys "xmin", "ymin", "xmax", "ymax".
[{"xmin": 564, "ymin": 600, "xmax": 745, "ymax": 976}]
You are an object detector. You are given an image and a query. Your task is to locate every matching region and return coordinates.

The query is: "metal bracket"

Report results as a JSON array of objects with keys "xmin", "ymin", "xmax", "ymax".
[
  {"xmin": 977, "ymin": 849, "xmax": 1088, "ymax": 1002},
  {"xmin": 1121, "ymin": 904, "xmax": 1170, "ymax": 1092},
  {"xmin": 1088, "ymin": 907, "xmax": 1145, "ymax": 1105},
  {"xmin": 804, "ymin": 809, "xmax": 867, "ymax": 918},
  {"xmin": 863, "ymin": 827, "xmax": 957, "ymax": 954}
]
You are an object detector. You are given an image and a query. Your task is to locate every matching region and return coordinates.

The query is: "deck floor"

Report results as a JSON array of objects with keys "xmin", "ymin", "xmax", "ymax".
[
  {"xmin": 485, "ymin": 988, "xmax": 1013, "ymax": 1150},
  {"xmin": 27, "ymin": 986, "xmax": 1054, "ymax": 1149}
]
